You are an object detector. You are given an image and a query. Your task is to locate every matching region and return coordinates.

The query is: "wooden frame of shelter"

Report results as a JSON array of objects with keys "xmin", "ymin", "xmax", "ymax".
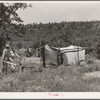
[{"xmin": 36, "ymin": 46, "xmax": 46, "ymax": 67}]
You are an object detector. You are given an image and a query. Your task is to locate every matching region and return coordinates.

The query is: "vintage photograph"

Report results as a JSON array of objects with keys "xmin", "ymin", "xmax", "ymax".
[{"xmin": 0, "ymin": 1, "xmax": 100, "ymax": 92}]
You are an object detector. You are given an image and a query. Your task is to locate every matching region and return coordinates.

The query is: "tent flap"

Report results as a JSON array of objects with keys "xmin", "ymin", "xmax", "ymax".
[{"xmin": 45, "ymin": 45, "xmax": 58, "ymax": 65}]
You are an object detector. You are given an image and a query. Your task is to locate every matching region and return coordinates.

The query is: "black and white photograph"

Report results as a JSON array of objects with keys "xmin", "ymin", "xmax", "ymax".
[{"xmin": 1, "ymin": 1, "xmax": 100, "ymax": 95}]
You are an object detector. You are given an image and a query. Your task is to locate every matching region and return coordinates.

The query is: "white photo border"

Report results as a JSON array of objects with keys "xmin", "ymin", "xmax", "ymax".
[{"xmin": 0, "ymin": 1, "xmax": 100, "ymax": 99}]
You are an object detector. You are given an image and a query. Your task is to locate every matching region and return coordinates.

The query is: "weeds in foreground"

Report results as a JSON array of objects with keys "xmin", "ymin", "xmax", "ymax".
[
  {"xmin": 0, "ymin": 65, "xmax": 93, "ymax": 92},
  {"xmin": 0, "ymin": 54, "xmax": 100, "ymax": 92}
]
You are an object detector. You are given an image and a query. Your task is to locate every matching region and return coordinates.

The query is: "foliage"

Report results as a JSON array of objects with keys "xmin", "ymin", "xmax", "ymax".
[
  {"xmin": 9, "ymin": 20, "xmax": 100, "ymax": 57},
  {"xmin": 16, "ymin": 41, "xmax": 23, "ymax": 49},
  {"xmin": 0, "ymin": 3, "xmax": 31, "ymax": 25},
  {"xmin": 0, "ymin": 3, "xmax": 31, "ymax": 55},
  {"xmin": 96, "ymin": 44, "xmax": 100, "ymax": 59},
  {"xmin": 1, "ymin": 8, "xmax": 100, "ymax": 56}
]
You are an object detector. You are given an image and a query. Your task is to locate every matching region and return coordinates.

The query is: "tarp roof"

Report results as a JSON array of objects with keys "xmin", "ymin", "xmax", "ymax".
[{"xmin": 50, "ymin": 45, "xmax": 85, "ymax": 53}]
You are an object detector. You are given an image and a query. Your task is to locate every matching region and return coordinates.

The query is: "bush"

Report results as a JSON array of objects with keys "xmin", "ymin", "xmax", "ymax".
[
  {"xmin": 17, "ymin": 42, "xmax": 23, "ymax": 49},
  {"xmin": 96, "ymin": 44, "xmax": 100, "ymax": 59}
]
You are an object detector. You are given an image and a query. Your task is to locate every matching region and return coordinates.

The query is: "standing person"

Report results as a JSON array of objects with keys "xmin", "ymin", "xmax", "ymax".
[
  {"xmin": 2, "ymin": 44, "xmax": 14, "ymax": 74},
  {"xmin": 10, "ymin": 47, "xmax": 20, "ymax": 71}
]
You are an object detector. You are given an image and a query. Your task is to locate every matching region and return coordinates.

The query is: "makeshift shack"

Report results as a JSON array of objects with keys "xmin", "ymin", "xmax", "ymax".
[{"xmin": 44, "ymin": 45, "xmax": 85, "ymax": 66}]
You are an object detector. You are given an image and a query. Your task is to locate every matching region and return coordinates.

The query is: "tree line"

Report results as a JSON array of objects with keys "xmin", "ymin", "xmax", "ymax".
[
  {"xmin": 10, "ymin": 21, "xmax": 100, "ymax": 50},
  {"xmin": 1, "ymin": 21, "xmax": 100, "ymax": 54},
  {"xmin": 1, "ymin": 3, "xmax": 100, "ymax": 57}
]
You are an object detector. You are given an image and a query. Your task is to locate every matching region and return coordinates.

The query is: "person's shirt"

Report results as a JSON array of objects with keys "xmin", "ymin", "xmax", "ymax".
[
  {"xmin": 10, "ymin": 50, "xmax": 20, "ymax": 58},
  {"xmin": 2, "ymin": 48, "xmax": 13, "ymax": 61},
  {"xmin": 10, "ymin": 50, "xmax": 15, "ymax": 57}
]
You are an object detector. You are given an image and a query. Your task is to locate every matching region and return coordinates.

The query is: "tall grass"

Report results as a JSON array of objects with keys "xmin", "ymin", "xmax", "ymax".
[
  {"xmin": 0, "ymin": 55, "xmax": 100, "ymax": 92},
  {"xmin": 0, "ymin": 65, "xmax": 92, "ymax": 92}
]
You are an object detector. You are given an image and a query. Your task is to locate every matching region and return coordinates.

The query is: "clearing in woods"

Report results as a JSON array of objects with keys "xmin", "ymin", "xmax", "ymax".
[{"xmin": 0, "ymin": 56, "xmax": 100, "ymax": 92}]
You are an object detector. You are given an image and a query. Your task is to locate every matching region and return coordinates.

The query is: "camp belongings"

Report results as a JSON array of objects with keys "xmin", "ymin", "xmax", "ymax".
[{"xmin": 45, "ymin": 45, "xmax": 85, "ymax": 66}]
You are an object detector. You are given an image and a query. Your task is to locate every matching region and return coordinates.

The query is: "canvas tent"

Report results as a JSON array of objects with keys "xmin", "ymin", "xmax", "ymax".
[{"xmin": 44, "ymin": 45, "xmax": 85, "ymax": 66}]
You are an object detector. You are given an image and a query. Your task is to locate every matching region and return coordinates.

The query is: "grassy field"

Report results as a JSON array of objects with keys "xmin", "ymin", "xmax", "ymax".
[{"xmin": 0, "ymin": 56, "xmax": 100, "ymax": 92}]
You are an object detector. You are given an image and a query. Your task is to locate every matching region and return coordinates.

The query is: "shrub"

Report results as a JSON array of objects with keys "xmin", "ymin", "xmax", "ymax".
[
  {"xmin": 96, "ymin": 44, "xmax": 100, "ymax": 59},
  {"xmin": 17, "ymin": 42, "xmax": 23, "ymax": 49}
]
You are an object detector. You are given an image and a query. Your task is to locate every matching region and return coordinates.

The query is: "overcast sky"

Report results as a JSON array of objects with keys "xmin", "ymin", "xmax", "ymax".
[{"xmin": 16, "ymin": 2, "xmax": 100, "ymax": 24}]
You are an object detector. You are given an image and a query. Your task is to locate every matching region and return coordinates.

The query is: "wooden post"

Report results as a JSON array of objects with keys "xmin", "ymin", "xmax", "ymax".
[
  {"xmin": 57, "ymin": 49, "xmax": 59, "ymax": 66},
  {"xmin": 57, "ymin": 48, "xmax": 60, "ymax": 66},
  {"xmin": 77, "ymin": 48, "xmax": 79, "ymax": 65},
  {"xmin": 57, "ymin": 39, "xmax": 61, "ymax": 66},
  {"xmin": 42, "ymin": 47, "xmax": 46, "ymax": 67}
]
